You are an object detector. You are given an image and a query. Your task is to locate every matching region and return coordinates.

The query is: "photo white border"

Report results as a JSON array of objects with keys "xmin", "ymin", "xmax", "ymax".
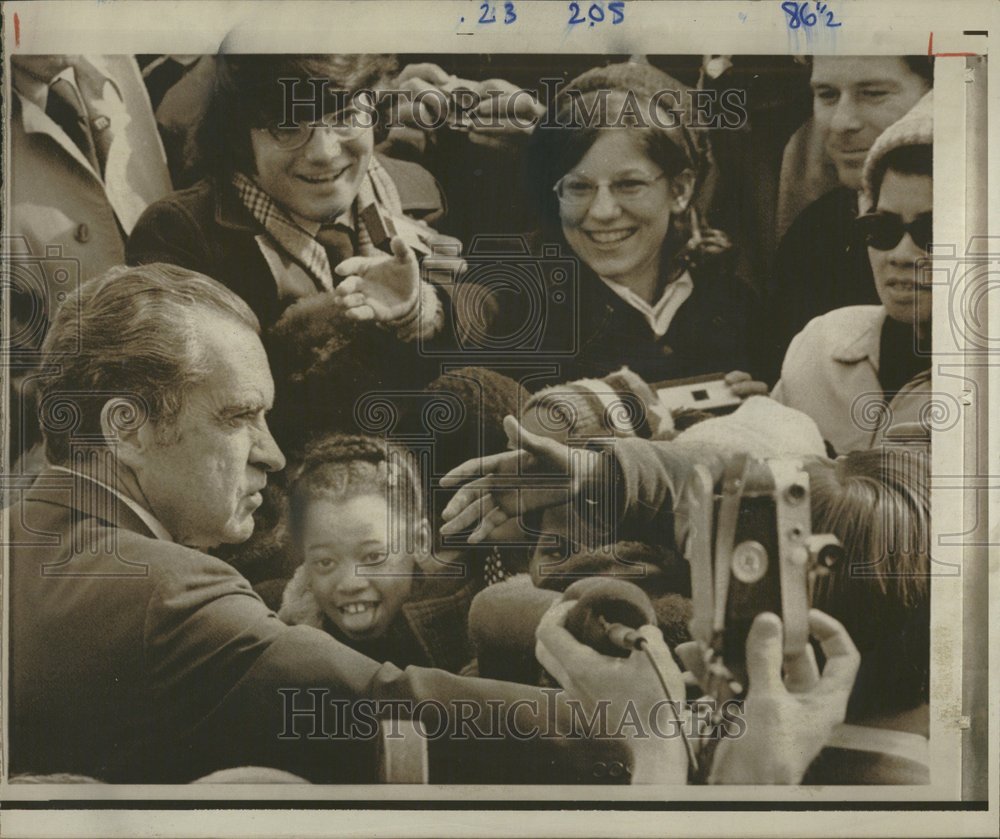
[{"xmin": 2, "ymin": 0, "xmax": 996, "ymax": 836}]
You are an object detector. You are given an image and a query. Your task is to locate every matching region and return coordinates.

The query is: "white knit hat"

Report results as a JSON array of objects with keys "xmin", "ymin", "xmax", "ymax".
[{"xmin": 861, "ymin": 90, "xmax": 933, "ymax": 210}]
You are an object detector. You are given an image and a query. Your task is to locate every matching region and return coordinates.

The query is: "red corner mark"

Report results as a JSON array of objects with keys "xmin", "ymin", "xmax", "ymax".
[
  {"xmin": 928, "ymin": 32, "xmax": 977, "ymax": 57},
  {"xmin": 14, "ymin": 12, "xmax": 20, "ymax": 47}
]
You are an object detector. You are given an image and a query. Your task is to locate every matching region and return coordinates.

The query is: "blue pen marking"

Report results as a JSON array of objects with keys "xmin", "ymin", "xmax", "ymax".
[
  {"xmin": 567, "ymin": 2, "xmax": 625, "ymax": 28},
  {"xmin": 782, "ymin": 1, "xmax": 842, "ymax": 29},
  {"xmin": 475, "ymin": 2, "xmax": 517, "ymax": 24}
]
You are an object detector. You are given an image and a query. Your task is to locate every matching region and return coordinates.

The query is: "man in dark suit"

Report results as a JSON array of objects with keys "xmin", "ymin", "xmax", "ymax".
[{"xmin": 7, "ymin": 262, "xmax": 626, "ymax": 784}]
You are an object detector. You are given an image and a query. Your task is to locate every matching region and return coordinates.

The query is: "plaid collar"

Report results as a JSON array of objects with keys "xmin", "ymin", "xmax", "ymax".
[{"xmin": 232, "ymin": 155, "xmax": 412, "ymax": 293}]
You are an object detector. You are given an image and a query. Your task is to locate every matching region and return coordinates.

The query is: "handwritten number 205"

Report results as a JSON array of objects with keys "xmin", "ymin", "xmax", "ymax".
[
  {"xmin": 569, "ymin": 2, "xmax": 625, "ymax": 25},
  {"xmin": 479, "ymin": 2, "xmax": 516, "ymax": 24}
]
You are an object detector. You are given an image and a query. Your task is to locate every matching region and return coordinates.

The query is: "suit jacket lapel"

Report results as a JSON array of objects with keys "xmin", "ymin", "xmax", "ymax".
[
  {"xmin": 25, "ymin": 468, "xmax": 158, "ymax": 541},
  {"xmin": 17, "ymin": 92, "xmax": 104, "ymax": 184}
]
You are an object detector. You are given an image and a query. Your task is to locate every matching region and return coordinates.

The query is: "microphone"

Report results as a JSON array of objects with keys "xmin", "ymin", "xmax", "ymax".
[
  {"xmin": 467, "ymin": 577, "xmax": 561, "ymax": 682},
  {"xmin": 562, "ymin": 578, "xmax": 700, "ymax": 773},
  {"xmin": 561, "ymin": 578, "xmax": 658, "ymax": 658}
]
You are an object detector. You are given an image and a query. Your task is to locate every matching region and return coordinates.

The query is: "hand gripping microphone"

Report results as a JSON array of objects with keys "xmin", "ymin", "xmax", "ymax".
[
  {"xmin": 561, "ymin": 577, "xmax": 658, "ymax": 657},
  {"xmin": 561, "ymin": 577, "xmax": 699, "ymax": 773}
]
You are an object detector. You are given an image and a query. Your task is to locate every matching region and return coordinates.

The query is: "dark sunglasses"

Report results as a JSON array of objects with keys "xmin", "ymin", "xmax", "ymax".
[{"xmin": 855, "ymin": 211, "xmax": 933, "ymax": 252}]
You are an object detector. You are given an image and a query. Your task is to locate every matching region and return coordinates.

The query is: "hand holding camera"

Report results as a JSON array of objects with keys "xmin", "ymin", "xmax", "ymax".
[
  {"xmin": 394, "ymin": 62, "xmax": 544, "ymax": 143},
  {"xmin": 677, "ymin": 609, "xmax": 860, "ymax": 784}
]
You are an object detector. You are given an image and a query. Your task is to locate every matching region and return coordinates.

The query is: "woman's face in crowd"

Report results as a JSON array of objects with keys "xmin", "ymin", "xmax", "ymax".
[
  {"xmin": 559, "ymin": 131, "xmax": 680, "ymax": 287},
  {"xmin": 250, "ymin": 121, "xmax": 373, "ymax": 223},
  {"xmin": 868, "ymin": 169, "xmax": 933, "ymax": 331},
  {"xmin": 301, "ymin": 494, "xmax": 416, "ymax": 641}
]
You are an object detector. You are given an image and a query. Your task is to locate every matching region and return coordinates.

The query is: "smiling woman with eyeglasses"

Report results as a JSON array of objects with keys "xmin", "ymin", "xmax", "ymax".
[
  {"xmin": 772, "ymin": 92, "xmax": 934, "ymax": 454},
  {"xmin": 497, "ymin": 61, "xmax": 763, "ymax": 394}
]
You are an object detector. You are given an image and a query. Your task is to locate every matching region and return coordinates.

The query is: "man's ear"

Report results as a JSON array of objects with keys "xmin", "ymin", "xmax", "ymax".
[
  {"xmin": 668, "ymin": 169, "xmax": 696, "ymax": 214},
  {"xmin": 412, "ymin": 518, "xmax": 435, "ymax": 574},
  {"xmin": 99, "ymin": 397, "xmax": 156, "ymax": 470}
]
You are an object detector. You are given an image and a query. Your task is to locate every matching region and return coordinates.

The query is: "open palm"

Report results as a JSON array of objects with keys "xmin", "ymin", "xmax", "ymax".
[{"xmin": 333, "ymin": 236, "xmax": 420, "ymax": 322}]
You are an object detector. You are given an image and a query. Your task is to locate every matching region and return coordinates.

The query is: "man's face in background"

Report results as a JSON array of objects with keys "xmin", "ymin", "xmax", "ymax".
[{"xmin": 811, "ymin": 57, "xmax": 930, "ymax": 191}]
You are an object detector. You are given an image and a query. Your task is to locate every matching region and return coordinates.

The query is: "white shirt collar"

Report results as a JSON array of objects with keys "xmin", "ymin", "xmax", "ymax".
[
  {"xmin": 600, "ymin": 270, "xmax": 694, "ymax": 338},
  {"xmin": 50, "ymin": 465, "xmax": 174, "ymax": 542}
]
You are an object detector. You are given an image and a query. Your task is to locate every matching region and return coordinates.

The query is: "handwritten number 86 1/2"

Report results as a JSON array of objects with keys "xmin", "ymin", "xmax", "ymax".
[
  {"xmin": 569, "ymin": 2, "xmax": 625, "ymax": 26},
  {"xmin": 478, "ymin": 2, "xmax": 516, "ymax": 24},
  {"xmin": 782, "ymin": 1, "xmax": 842, "ymax": 28}
]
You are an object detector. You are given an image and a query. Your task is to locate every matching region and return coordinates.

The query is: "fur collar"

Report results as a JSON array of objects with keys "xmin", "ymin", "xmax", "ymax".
[{"xmin": 277, "ymin": 565, "xmax": 326, "ymax": 629}]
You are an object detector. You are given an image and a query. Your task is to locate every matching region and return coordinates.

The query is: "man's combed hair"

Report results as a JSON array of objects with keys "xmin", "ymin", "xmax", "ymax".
[{"xmin": 37, "ymin": 263, "xmax": 260, "ymax": 466}]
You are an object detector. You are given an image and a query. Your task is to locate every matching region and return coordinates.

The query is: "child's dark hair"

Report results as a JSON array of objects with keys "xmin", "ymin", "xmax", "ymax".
[{"xmin": 286, "ymin": 434, "xmax": 425, "ymax": 551}]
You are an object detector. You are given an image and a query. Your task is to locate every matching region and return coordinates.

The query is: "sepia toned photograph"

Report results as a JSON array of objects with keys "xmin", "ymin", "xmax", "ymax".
[{"xmin": 1, "ymin": 1, "xmax": 994, "ymax": 837}]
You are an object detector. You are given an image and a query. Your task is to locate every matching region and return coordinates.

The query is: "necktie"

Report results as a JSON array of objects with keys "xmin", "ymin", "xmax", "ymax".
[
  {"xmin": 71, "ymin": 59, "xmax": 116, "ymax": 177},
  {"xmin": 46, "ymin": 77, "xmax": 100, "ymax": 175},
  {"xmin": 315, "ymin": 222, "xmax": 358, "ymax": 278}
]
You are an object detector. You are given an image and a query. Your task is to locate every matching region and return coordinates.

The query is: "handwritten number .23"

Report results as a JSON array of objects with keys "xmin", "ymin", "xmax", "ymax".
[{"xmin": 479, "ymin": 2, "xmax": 516, "ymax": 24}]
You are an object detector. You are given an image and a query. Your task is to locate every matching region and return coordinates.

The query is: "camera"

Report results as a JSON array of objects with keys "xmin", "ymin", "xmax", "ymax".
[
  {"xmin": 655, "ymin": 373, "xmax": 742, "ymax": 416},
  {"xmin": 419, "ymin": 234, "xmax": 578, "ymax": 357},
  {"xmin": 679, "ymin": 453, "xmax": 842, "ymax": 697}
]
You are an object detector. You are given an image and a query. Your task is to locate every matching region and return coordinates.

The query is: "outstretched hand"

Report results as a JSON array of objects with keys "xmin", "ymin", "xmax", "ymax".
[
  {"xmin": 439, "ymin": 415, "xmax": 601, "ymax": 544},
  {"xmin": 333, "ymin": 236, "xmax": 420, "ymax": 322}
]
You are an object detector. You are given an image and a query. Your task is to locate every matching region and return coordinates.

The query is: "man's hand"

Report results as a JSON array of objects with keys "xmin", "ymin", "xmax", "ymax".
[
  {"xmin": 333, "ymin": 237, "xmax": 420, "ymax": 322},
  {"xmin": 724, "ymin": 370, "xmax": 769, "ymax": 400},
  {"xmin": 464, "ymin": 79, "xmax": 545, "ymax": 149},
  {"xmin": 439, "ymin": 416, "xmax": 602, "ymax": 544},
  {"xmin": 536, "ymin": 600, "xmax": 689, "ymax": 784},
  {"xmin": 678, "ymin": 610, "xmax": 860, "ymax": 784}
]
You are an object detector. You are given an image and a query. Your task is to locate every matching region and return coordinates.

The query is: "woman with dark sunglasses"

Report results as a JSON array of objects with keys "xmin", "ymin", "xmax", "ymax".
[{"xmin": 772, "ymin": 93, "xmax": 933, "ymax": 453}]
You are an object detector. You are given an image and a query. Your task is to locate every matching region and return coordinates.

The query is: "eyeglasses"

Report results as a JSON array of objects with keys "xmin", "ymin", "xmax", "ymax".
[
  {"xmin": 553, "ymin": 172, "xmax": 667, "ymax": 208},
  {"xmin": 856, "ymin": 211, "xmax": 932, "ymax": 252},
  {"xmin": 257, "ymin": 94, "xmax": 374, "ymax": 151}
]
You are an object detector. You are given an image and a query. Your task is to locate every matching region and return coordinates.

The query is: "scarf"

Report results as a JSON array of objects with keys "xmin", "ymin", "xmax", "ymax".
[
  {"xmin": 234, "ymin": 157, "xmax": 443, "ymax": 341},
  {"xmin": 233, "ymin": 155, "xmax": 430, "ymax": 292}
]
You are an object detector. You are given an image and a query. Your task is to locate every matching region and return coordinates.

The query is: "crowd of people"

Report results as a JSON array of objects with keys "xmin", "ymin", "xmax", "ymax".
[{"xmin": 6, "ymin": 48, "xmax": 934, "ymax": 786}]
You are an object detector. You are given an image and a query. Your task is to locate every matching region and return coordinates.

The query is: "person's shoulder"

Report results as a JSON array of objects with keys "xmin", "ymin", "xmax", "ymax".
[
  {"xmin": 141, "ymin": 179, "xmax": 217, "ymax": 219},
  {"xmin": 777, "ymin": 186, "xmax": 857, "ymax": 259},
  {"xmin": 789, "ymin": 186, "xmax": 856, "ymax": 227},
  {"xmin": 376, "ymin": 154, "xmax": 444, "ymax": 220},
  {"xmin": 802, "ymin": 304, "xmax": 883, "ymax": 334},
  {"xmin": 115, "ymin": 530, "xmax": 251, "ymax": 592}
]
